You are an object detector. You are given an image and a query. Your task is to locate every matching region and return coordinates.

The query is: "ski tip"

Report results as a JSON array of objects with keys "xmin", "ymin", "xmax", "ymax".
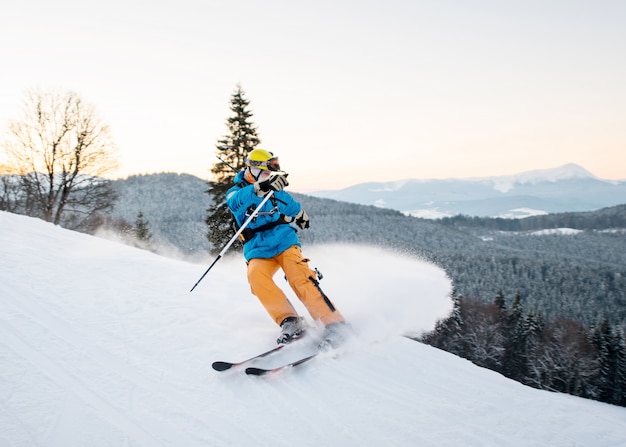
[
  {"xmin": 245, "ymin": 366, "xmax": 272, "ymax": 376},
  {"xmin": 245, "ymin": 354, "xmax": 317, "ymax": 376},
  {"xmin": 212, "ymin": 361, "xmax": 235, "ymax": 372}
]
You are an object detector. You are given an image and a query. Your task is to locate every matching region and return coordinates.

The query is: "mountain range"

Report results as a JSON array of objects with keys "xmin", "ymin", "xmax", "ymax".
[{"xmin": 310, "ymin": 163, "xmax": 626, "ymax": 218}]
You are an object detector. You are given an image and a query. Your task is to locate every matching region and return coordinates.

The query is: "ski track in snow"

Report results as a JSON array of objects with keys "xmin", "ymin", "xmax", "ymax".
[{"xmin": 1, "ymin": 211, "xmax": 626, "ymax": 447}]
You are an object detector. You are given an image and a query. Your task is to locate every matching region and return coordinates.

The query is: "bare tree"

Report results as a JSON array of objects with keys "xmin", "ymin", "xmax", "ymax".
[
  {"xmin": 0, "ymin": 163, "xmax": 19, "ymax": 212},
  {"xmin": 527, "ymin": 318, "xmax": 600, "ymax": 398},
  {"xmin": 2, "ymin": 88, "xmax": 119, "ymax": 228},
  {"xmin": 460, "ymin": 299, "xmax": 507, "ymax": 370}
]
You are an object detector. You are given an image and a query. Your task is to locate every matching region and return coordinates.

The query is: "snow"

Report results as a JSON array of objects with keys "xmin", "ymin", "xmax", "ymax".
[
  {"xmin": 527, "ymin": 228, "xmax": 584, "ymax": 236},
  {"xmin": 1, "ymin": 210, "xmax": 625, "ymax": 447},
  {"xmin": 497, "ymin": 208, "xmax": 550, "ymax": 219},
  {"xmin": 491, "ymin": 163, "xmax": 595, "ymax": 193},
  {"xmin": 404, "ymin": 209, "xmax": 453, "ymax": 219}
]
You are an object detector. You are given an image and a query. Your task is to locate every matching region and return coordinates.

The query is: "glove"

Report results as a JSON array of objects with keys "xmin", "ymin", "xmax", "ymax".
[
  {"xmin": 254, "ymin": 172, "xmax": 289, "ymax": 196},
  {"xmin": 294, "ymin": 209, "xmax": 309, "ymax": 229}
]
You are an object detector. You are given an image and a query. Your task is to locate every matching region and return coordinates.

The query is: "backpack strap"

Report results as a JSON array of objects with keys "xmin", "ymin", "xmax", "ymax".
[
  {"xmin": 238, "ymin": 214, "xmax": 290, "ymax": 244},
  {"xmin": 229, "ymin": 183, "xmax": 291, "ymax": 244}
]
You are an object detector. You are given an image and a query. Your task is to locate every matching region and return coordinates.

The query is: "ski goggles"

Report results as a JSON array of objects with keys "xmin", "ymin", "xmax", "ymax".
[{"xmin": 248, "ymin": 157, "xmax": 280, "ymax": 171}]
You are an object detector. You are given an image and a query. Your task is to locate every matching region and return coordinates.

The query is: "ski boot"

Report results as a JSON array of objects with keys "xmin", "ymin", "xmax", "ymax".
[
  {"xmin": 318, "ymin": 321, "xmax": 349, "ymax": 352},
  {"xmin": 277, "ymin": 317, "xmax": 305, "ymax": 344}
]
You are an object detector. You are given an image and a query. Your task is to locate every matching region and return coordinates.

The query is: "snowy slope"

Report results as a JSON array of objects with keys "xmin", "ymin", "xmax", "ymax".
[{"xmin": 1, "ymin": 211, "xmax": 625, "ymax": 447}]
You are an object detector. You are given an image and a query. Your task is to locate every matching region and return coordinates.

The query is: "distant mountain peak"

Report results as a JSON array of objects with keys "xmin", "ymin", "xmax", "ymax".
[
  {"xmin": 513, "ymin": 163, "xmax": 595, "ymax": 183},
  {"xmin": 493, "ymin": 163, "xmax": 596, "ymax": 192},
  {"xmin": 308, "ymin": 163, "xmax": 624, "ymax": 219}
]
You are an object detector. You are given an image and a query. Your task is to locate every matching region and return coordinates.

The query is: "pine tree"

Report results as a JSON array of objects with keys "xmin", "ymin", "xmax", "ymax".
[
  {"xmin": 205, "ymin": 85, "xmax": 261, "ymax": 254},
  {"xmin": 133, "ymin": 211, "xmax": 152, "ymax": 250},
  {"xmin": 421, "ymin": 289, "xmax": 464, "ymax": 354},
  {"xmin": 134, "ymin": 211, "xmax": 152, "ymax": 242},
  {"xmin": 502, "ymin": 293, "xmax": 526, "ymax": 380},
  {"xmin": 494, "ymin": 289, "xmax": 506, "ymax": 310},
  {"xmin": 592, "ymin": 319, "xmax": 626, "ymax": 405},
  {"xmin": 617, "ymin": 330, "xmax": 626, "ymax": 406},
  {"xmin": 520, "ymin": 311, "xmax": 545, "ymax": 388}
]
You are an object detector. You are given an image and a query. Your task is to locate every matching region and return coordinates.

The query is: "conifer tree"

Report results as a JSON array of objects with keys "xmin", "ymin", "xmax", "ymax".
[
  {"xmin": 592, "ymin": 319, "xmax": 626, "ymax": 405},
  {"xmin": 494, "ymin": 290, "xmax": 506, "ymax": 310},
  {"xmin": 502, "ymin": 293, "xmax": 526, "ymax": 380},
  {"xmin": 134, "ymin": 211, "xmax": 152, "ymax": 247},
  {"xmin": 421, "ymin": 289, "xmax": 464, "ymax": 354},
  {"xmin": 205, "ymin": 85, "xmax": 261, "ymax": 253}
]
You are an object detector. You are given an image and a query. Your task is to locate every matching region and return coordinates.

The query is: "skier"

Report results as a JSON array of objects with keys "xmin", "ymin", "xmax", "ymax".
[{"xmin": 225, "ymin": 148, "xmax": 348, "ymax": 350}]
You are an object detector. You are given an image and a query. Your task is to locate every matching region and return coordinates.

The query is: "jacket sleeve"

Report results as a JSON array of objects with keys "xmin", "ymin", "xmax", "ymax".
[
  {"xmin": 225, "ymin": 184, "xmax": 259, "ymax": 225},
  {"xmin": 275, "ymin": 191, "xmax": 302, "ymax": 218}
]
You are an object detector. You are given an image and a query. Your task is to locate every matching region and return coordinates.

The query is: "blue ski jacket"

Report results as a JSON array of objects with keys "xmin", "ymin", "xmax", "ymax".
[{"xmin": 225, "ymin": 171, "xmax": 302, "ymax": 261}]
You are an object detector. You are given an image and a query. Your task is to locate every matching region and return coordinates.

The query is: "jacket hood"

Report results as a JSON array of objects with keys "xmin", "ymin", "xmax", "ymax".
[{"xmin": 233, "ymin": 170, "xmax": 249, "ymax": 185}]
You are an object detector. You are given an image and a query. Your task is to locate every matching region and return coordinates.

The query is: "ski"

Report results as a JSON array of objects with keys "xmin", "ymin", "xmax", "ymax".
[
  {"xmin": 212, "ymin": 344, "xmax": 286, "ymax": 372},
  {"xmin": 245, "ymin": 353, "xmax": 318, "ymax": 376}
]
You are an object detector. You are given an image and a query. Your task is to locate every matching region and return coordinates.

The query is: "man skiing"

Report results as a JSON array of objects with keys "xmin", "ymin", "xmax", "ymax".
[{"xmin": 225, "ymin": 148, "xmax": 347, "ymax": 350}]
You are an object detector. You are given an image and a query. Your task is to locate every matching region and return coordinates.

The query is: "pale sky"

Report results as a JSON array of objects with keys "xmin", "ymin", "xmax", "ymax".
[{"xmin": 1, "ymin": 0, "xmax": 625, "ymax": 192}]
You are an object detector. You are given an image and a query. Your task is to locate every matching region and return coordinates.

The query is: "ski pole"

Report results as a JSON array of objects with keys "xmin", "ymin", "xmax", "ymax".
[{"xmin": 190, "ymin": 190, "xmax": 275, "ymax": 292}]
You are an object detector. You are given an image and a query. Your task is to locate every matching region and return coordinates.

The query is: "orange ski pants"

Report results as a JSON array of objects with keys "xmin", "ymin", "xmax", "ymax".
[{"xmin": 247, "ymin": 245, "xmax": 344, "ymax": 327}]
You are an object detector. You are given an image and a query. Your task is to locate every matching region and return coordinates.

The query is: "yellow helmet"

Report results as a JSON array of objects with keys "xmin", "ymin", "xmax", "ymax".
[{"xmin": 246, "ymin": 149, "xmax": 280, "ymax": 172}]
